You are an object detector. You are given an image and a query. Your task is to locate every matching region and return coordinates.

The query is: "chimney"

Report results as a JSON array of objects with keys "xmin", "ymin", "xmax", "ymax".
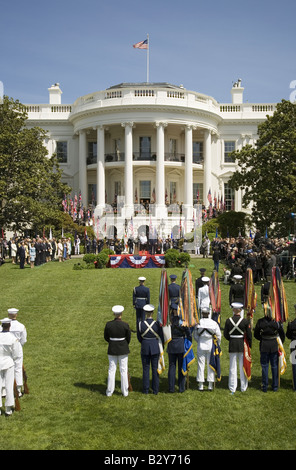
[
  {"xmin": 48, "ymin": 83, "xmax": 62, "ymax": 104},
  {"xmin": 231, "ymin": 79, "xmax": 244, "ymax": 104}
]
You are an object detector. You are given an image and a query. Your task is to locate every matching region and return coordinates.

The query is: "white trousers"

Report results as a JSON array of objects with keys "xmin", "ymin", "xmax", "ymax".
[
  {"xmin": 106, "ymin": 354, "xmax": 129, "ymax": 397},
  {"xmin": 0, "ymin": 366, "xmax": 15, "ymax": 408},
  {"xmin": 196, "ymin": 351, "xmax": 215, "ymax": 384},
  {"xmin": 228, "ymin": 352, "xmax": 248, "ymax": 392},
  {"xmin": 14, "ymin": 356, "xmax": 23, "ymax": 387}
]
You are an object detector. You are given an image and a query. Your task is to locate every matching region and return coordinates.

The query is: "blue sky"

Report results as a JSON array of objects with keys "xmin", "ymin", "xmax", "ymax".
[{"xmin": 1, "ymin": 0, "xmax": 295, "ymax": 104}]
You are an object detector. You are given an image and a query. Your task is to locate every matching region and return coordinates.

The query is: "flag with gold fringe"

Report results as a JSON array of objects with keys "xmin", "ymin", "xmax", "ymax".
[
  {"xmin": 179, "ymin": 268, "xmax": 199, "ymax": 327},
  {"xmin": 243, "ymin": 333, "xmax": 252, "ymax": 380},
  {"xmin": 244, "ymin": 267, "xmax": 257, "ymax": 321},
  {"xmin": 269, "ymin": 266, "xmax": 289, "ymax": 322},
  {"xmin": 209, "ymin": 270, "xmax": 221, "ymax": 325},
  {"xmin": 209, "ymin": 334, "xmax": 222, "ymax": 381},
  {"xmin": 182, "ymin": 338, "xmax": 195, "ymax": 376},
  {"xmin": 157, "ymin": 268, "xmax": 171, "ymax": 345}
]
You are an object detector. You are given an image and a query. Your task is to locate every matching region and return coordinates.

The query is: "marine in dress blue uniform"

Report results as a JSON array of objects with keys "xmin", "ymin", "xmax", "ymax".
[
  {"xmin": 167, "ymin": 304, "xmax": 192, "ymax": 393},
  {"xmin": 168, "ymin": 274, "xmax": 181, "ymax": 307},
  {"xmin": 133, "ymin": 277, "xmax": 150, "ymax": 333},
  {"xmin": 137, "ymin": 304, "xmax": 164, "ymax": 395}
]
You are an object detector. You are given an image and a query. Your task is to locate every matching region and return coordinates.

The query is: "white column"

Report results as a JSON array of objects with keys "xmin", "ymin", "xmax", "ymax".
[
  {"xmin": 122, "ymin": 122, "xmax": 134, "ymax": 216},
  {"xmin": 203, "ymin": 129, "xmax": 211, "ymax": 206},
  {"xmin": 184, "ymin": 125, "xmax": 193, "ymax": 207},
  {"xmin": 96, "ymin": 125, "xmax": 105, "ymax": 212},
  {"xmin": 155, "ymin": 122, "xmax": 167, "ymax": 218},
  {"xmin": 79, "ymin": 130, "xmax": 87, "ymax": 207}
]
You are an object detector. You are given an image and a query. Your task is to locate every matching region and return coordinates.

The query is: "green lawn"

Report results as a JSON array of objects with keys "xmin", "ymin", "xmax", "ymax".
[{"xmin": 0, "ymin": 256, "xmax": 295, "ymax": 450}]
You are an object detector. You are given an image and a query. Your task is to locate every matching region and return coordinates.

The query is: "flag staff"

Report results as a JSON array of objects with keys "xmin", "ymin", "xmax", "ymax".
[{"xmin": 146, "ymin": 33, "xmax": 149, "ymax": 83}]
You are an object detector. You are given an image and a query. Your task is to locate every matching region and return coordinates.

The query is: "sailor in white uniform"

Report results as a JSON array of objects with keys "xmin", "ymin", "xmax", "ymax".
[
  {"xmin": 7, "ymin": 308, "xmax": 27, "ymax": 397},
  {"xmin": 0, "ymin": 318, "xmax": 22, "ymax": 415},
  {"xmin": 197, "ymin": 276, "xmax": 211, "ymax": 318},
  {"xmin": 193, "ymin": 307, "xmax": 221, "ymax": 390}
]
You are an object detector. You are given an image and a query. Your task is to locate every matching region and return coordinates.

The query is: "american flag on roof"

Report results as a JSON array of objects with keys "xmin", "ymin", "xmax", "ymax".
[{"xmin": 133, "ymin": 39, "xmax": 148, "ymax": 49}]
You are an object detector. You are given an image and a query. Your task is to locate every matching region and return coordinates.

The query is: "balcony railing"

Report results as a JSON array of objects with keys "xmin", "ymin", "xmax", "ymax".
[{"xmin": 86, "ymin": 152, "xmax": 204, "ymax": 165}]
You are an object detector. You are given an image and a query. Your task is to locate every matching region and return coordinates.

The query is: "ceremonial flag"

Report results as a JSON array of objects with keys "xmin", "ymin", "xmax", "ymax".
[
  {"xmin": 179, "ymin": 269, "xmax": 199, "ymax": 327},
  {"xmin": 243, "ymin": 334, "xmax": 252, "ymax": 380},
  {"xmin": 182, "ymin": 338, "xmax": 195, "ymax": 376},
  {"xmin": 157, "ymin": 269, "xmax": 171, "ymax": 344},
  {"xmin": 244, "ymin": 267, "xmax": 257, "ymax": 321},
  {"xmin": 277, "ymin": 337, "xmax": 287, "ymax": 376},
  {"xmin": 207, "ymin": 189, "xmax": 212, "ymax": 204},
  {"xmin": 133, "ymin": 39, "xmax": 148, "ymax": 49},
  {"xmin": 209, "ymin": 271, "xmax": 221, "ymax": 325},
  {"xmin": 269, "ymin": 266, "xmax": 289, "ymax": 322},
  {"xmin": 209, "ymin": 334, "xmax": 222, "ymax": 381}
]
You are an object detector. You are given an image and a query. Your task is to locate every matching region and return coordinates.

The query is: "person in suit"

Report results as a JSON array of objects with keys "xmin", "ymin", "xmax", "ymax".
[
  {"xmin": 286, "ymin": 304, "xmax": 296, "ymax": 391},
  {"xmin": 137, "ymin": 304, "xmax": 164, "ymax": 395},
  {"xmin": 104, "ymin": 305, "xmax": 131, "ymax": 397},
  {"xmin": 167, "ymin": 303, "xmax": 192, "ymax": 393},
  {"xmin": 195, "ymin": 268, "xmax": 206, "ymax": 297},
  {"xmin": 229, "ymin": 275, "xmax": 245, "ymax": 317},
  {"xmin": 18, "ymin": 242, "xmax": 26, "ymax": 269},
  {"xmin": 224, "ymin": 302, "xmax": 252, "ymax": 394},
  {"xmin": 133, "ymin": 277, "xmax": 150, "ymax": 333},
  {"xmin": 168, "ymin": 274, "xmax": 181, "ymax": 307}
]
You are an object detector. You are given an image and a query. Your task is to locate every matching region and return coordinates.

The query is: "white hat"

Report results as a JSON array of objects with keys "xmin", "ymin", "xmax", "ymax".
[
  {"xmin": 143, "ymin": 304, "xmax": 155, "ymax": 312},
  {"xmin": 1, "ymin": 318, "xmax": 11, "ymax": 324},
  {"xmin": 112, "ymin": 305, "xmax": 124, "ymax": 315},
  {"xmin": 138, "ymin": 277, "xmax": 146, "ymax": 281},
  {"xmin": 233, "ymin": 275, "xmax": 242, "ymax": 280},
  {"xmin": 231, "ymin": 302, "xmax": 243, "ymax": 310},
  {"xmin": 201, "ymin": 276, "xmax": 210, "ymax": 282},
  {"xmin": 8, "ymin": 308, "xmax": 19, "ymax": 315}
]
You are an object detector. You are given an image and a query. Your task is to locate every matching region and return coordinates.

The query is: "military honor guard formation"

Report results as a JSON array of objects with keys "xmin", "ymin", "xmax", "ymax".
[{"xmin": 104, "ymin": 265, "xmax": 296, "ymax": 397}]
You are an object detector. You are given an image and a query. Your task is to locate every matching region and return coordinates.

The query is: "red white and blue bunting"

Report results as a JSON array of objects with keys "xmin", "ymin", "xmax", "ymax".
[{"xmin": 109, "ymin": 254, "xmax": 165, "ymax": 268}]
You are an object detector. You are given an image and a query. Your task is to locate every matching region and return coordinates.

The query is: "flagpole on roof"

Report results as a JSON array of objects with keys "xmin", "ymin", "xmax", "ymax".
[{"xmin": 147, "ymin": 33, "xmax": 149, "ymax": 83}]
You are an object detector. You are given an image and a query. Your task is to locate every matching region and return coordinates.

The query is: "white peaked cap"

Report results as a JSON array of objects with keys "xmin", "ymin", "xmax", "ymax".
[
  {"xmin": 112, "ymin": 305, "xmax": 124, "ymax": 314},
  {"xmin": 143, "ymin": 304, "xmax": 155, "ymax": 312},
  {"xmin": 8, "ymin": 308, "xmax": 19, "ymax": 315}
]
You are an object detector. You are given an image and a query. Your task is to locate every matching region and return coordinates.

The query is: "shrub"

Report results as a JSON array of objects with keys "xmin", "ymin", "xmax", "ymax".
[{"xmin": 178, "ymin": 252, "xmax": 190, "ymax": 266}]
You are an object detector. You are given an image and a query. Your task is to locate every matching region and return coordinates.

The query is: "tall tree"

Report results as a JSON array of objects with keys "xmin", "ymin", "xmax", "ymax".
[
  {"xmin": 0, "ymin": 96, "xmax": 71, "ymax": 232},
  {"xmin": 228, "ymin": 99, "xmax": 296, "ymax": 236}
]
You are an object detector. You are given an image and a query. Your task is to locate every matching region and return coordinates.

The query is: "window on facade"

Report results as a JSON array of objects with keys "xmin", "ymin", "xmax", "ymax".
[
  {"xmin": 224, "ymin": 141, "xmax": 235, "ymax": 162},
  {"xmin": 193, "ymin": 183, "xmax": 203, "ymax": 205},
  {"xmin": 140, "ymin": 180, "xmax": 151, "ymax": 201},
  {"xmin": 88, "ymin": 184, "xmax": 97, "ymax": 206},
  {"xmin": 56, "ymin": 141, "xmax": 68, "ymax": 163},
  {"xmin": 139, "ymin": 137, "xmax": 151, "ymax": 159},
  {"xmin": 87, "ymin": 142, "xmax": 97, "ymax": 164},
  {"xmin": 193, "ymin": 142, "xmax": 203, "ymax": 163},
  {"xmin": 169, "ymin": 139, "xmax": 177, "ymax": 156},
  {"xmin": 224, "ymin": 182, "xmax": 235, "ymax": 211},
  {"xmin": 170, "ymin": 182, "xmax": 177, "ymax": 204}
]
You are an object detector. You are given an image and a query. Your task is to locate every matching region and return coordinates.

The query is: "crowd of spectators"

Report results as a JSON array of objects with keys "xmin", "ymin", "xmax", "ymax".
[
  {"xmin": 0, "ymin": 236, "xmax": 73, "ymax": 268},
  {"xmin": 209, "ymin": 231, "xmax": 296, "ymax": 283}
]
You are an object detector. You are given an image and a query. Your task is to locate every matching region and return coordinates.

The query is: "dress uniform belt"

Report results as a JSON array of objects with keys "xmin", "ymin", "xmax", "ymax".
[
  {"xmin": 110, "ymin": 337, "xmax": 125, "ymax": 341},
  {"xmin": 136, "ymin": 297, "xmax": 147, "ymax": 300},
  {"xmin": 261, "ymin": 335, "xmax": 278, "ymax": 340},
  {"xmin": 230, "ymin": 334, "xmax": 244, "ymax": 338}
]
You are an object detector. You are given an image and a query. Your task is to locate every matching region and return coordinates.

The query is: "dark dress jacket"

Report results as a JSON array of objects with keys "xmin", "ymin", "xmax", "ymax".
[
  {"xmin": 104, "ymin": 318, "xmax": 131, "ymax": 356},
  {"xmin": 224, "ymin": 315, "xmax": 252, "ymax": 353},
  {"xmin": 254, "ymin": 316, "xmax": 285, "ymax": 353},
  {"xmin": 137, "ymin": 318, "xmax": 163, "ymax": 356}
]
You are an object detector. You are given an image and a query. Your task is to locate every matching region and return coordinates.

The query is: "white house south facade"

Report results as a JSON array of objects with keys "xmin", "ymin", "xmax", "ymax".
[{"xmin": 24, "ymin": 80, "xmax": 275, "ymax": 234}]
